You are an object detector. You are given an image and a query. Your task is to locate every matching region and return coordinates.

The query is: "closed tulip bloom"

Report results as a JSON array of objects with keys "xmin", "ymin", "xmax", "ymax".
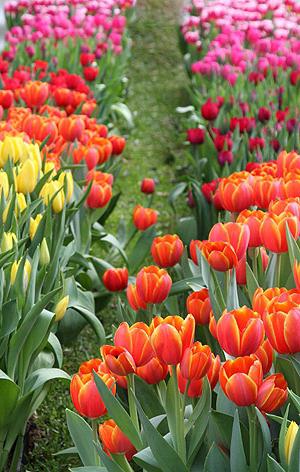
[
  {"xmin": 114, "ymin": 322, "xmax": 154, "ymax": 367},
  {"xmin": 285, "ymin": 422, "xmax": 299, "ymax": 464},
  {"xmin": 136, "ymin": 357, "xmax": 168, "ymax": 384},
  {"xmin": 58, "ymin": 171, "xmax": 74, "ymax": 203},
  {"xmin": 254, "ymin": 177, "xmax": 285, "ymax": 209},
  {"xmin": 126, "ymin": 283, "xmax": 147, "ymax": 311},
  {"xmin": 40, "ymin": 181, "xmax": 65, "ymax": 213},
  {"xmin": 0, "ymin": 90, "xmax": 14, "ymax": 109},
  {"xmin": 136, "ymin": 266, "xmax": 172, "ymax": 304},
  {"xmin": 101, "ymin": 345, "xmax": 136, "ymax": 376},
  {"xmin": 256, "ymin": 373, "xmax": 288, "ymax": 413},
  {"xmin": 293, "ymin": 261, "xmax": 300, "ymax": 290},
  {"xmin": 189, "ymin": 239, "xmax": 203, "ymax": 265},
  {"xmin": 20, "ymin": 81, "xmax": 49, "ymax": 108},
  {"xmin": 180, "ymin": 341, "xmax": 212, "ymax": 380},
  {"xmin": 102, "ymin": 268, "xmax": 128, "ymax": 292},
  {"xmin": 58, "ymin": 117, "xmax": 85, "ymax": 141},
  {"xmin": 236, "ymin": 255, "xmax": 246, "ymax": 285},
  {"xmin": 209, "ymin": 222, "xmax": 250, "ymax": 260},
  {"xmin": 133, "ymin": 205, "xmax": 158, "ymax": 230},
  {"xmin": 109, "ymin": 135, "xmax": 126, "ymax": 155},
  {"xmin": 260, "ymin": 212, "xmax": 299, "ymax": 253},
  {"xmin": 29, "ymin": 214, "xmax": 43, "ymax": 240},
  {"xmin": 187, "ymin": 128, "xmax": 205, "ymax": 144},
  {"xmin": 0, "ymin": 170, "xmax": 9, "ymax": 199},
  {"xmin": 151, "ymin": 234, "xmax": 184, "ymax": 267},
  {"xmin": 15, "ymin": 193, "xmax": 27, "ymax": 215},
  {"xmin": 217, "ymin": 307, "xmax": 265, "ymax": 357},
  {"xmin": 207, "ymin": 354, "xmax": 221, "ymax": 390},
  {"xmin": 264, "ymin": 307, "xmax": 300, "ymax": 354},
  {"xmin": 186, "ymin": 289, "xmax": 212, "ymax": 325},
  {"xmin": 277, "ymin": 150, "xmax": 300, "ymax": 178},
  {"xmin": 141, "ymin": 178, "xmax": 156, "ymax": 194},
  {"xmin": 16, "ymin": 159, "xmax": 38, "ymax": 194},
  {"xmin": 99, "ymin": 419, "xmax": 136, "ymax": 461},
  {"xmin": 251, "ymin": 339, "xmax": 274, "ymax": 375},
  {"xmin": 1, "ymin": 231, "xmax": 16, "ymax": 252},
  {"xmin": 177, "ymin": 365, "xmax": 204, "ymax": 397},
  {"xmin": 55, "ymin": 295, "xmax": 69, "ymax": 322},
  {"xmin": 252, "ymin": 287, "xmax": 287, "ymax": 318},
  {"xmin": 150, "ymin": 314, "xmax": 195, "ymax": 365},
  {"xmin": 220, "ymin": 356, "xmax": 263, "ymax": 406},
  {"xmin": 40, "ymin": 238, "xmax": 50, "ymax": 266},
  {"xmin": 11, "ymin": 259, "xmax": 31, "ymax": 289},
  {"xmin": 201, "ymin": 240, "xmax": 238, "ymax": 272},
  {"xmin": 236, "ymin": 209, "xmax": 265, "ymax": 247},
  {"xmin": 70, "ymin": 358, "xmax": 116, "ymax": 418},
  {"xmin": 218, "ymin": 177, "xmax": 254, "ymax": 212},
  {"xmin": 201, "ymin": 100, "xmax": 219, "ymax": 121}
]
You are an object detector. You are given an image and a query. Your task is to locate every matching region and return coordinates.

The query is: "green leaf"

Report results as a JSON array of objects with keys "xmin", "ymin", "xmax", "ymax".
[
  {"xmin": 48, "ymin": 332, "xmax": 63, "ymax": 367},
  {"xmin": 288, "ymin": 425, "xmax": 300, "ymax": 472},
  {"xmin": 66, "ymin": 409, "xmax": 95, "ymax": 467},
  {"xmin": 226, "ymin": 269, "xmax": 239, "ymax": 310},
  {"xmin": 267, "ymin": 456, "xmax": 285, "ymax": 472},
  {"xmin": 70, "ymin": 468, "xmax": 107, "ymax": 472},
  {"xmin": 24, "ymin": 368, "xmax": 70, "ymax": 394},
  {"xmin": 128, "ymin": 226, "xmax": 156, "ymax": 273},
  {"xmin": 256, "ymin": 407, "xmax": 272, "ymax": 471},
  {"xmin": 279, "ymin": 405, "xmax": 290, "ymax": 468},
  {"xmin": 170, "ymin": 276, "xmax": 204, "ymax": 295},
  {"xmin": 0, "ymin": 371, "xmax": 20, "ymax": 429},
  {"xmin": 204, "ymin": 442, "xmax": 230, "ymax": 472},
  {"xmin": 93, "ymin": 442, "xmax": 125, "ymax": 472},
  {"xmin": 246, "ymin": 262, "xmax": 259, "ymax": 301},
  {"xmin": 230, "ymin": 410, "xmax": 249, "ymax": 472}
]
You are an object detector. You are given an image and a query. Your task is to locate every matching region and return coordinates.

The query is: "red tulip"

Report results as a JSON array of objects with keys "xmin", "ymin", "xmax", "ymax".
[
  {"xmin": 102, "ymin": 268, "xmax": 128, "ymax": 292},
  {"xmin": 151, "ymin": 234, "xmax": 184, "ymax": 267},
  {"xmin": 0, "ymin": 90, "xmax": 14, "ymax": 109},
  {"xmin": 83, "ymin": 66, "xmax": 98, "ymax": 81},
  {"xmin": 187, "ymin": 128, "xmax": 205, "ymax": 144},
  {"xmin": 186, "ymin": 289, "xmax": 212, "ymax": 325},
  {"xmin": 126, "ymin": 283, "xmax": 147, "ymax": 311},
  {"xmin": 109, "ymin": 135, "xmax": 126, "ymax": 155},
  {"xmin": 133, "ymin": 205, "xmax": 158, "ymax": 230},
  {"xmin": 201, "ymin": 100, "xmax": 219, "ymax": 121},
  {"xmin": 264, "ymin": 307, "xmax": 300, "ymax": 354},
  {"xmin": 260, "ymin": 212, "xmax": 299, "ymax": 253},
  {"xmin": 177, "ymin": 365, "xmax": 204, "ymax": 397},
  {"xmin": 256, "ymin": 373, "xmax": 288, "ymax": 413},
  {"xmin": 136, "ymin": 357, "xmax": 168, "ymax": 384},
  {"xmin": 236, "ymin": 209, "xmax": 265, "ymax": 247},
  {"xmin": 136, "ymin": 266, "xmax": 172, "ymax": 304},
  {"xmin": 141, "ymin": 178, "xmax": 155, "ymax": 194},
  {"xmin": 99, "ymin": 419, "xmax": 136, "ymax": 461},
  {"xmin": 209, "ymin": 222, "xmax": 250, "ymax": 260},
  {"xmin": 201, "ymin": 240, "xmax": 238, "ymax": 272},
  {"xmin": 252, "ymin": 287, "xmax": 287, "ymax": 317},
  {"xmin": 58, "ymin": 116, "xmax": 85, "ymax": 141},
  {"xmin": 293, "ymin": 261, "xmax": 300, "ymax": 290},
  {"xmin": 114, "ymin": 322, "xmax": 154, "ymax": 367},
  {"xmin": 180, "ymin": 341, "xmax": 212, "ymax": 380},
  {"xmin": 189, "ymin": 239, "xmax": 203, "ymax": 265},
  {"xmin": 101, "ymin": 345, "xmax": 136, "ymax": 376},
  {"xmin": 251, "ymin": 339, "xmax": 274, "ymax": 375},
  {"xmin": 86, "ymin": 182, "xmax": 112, "ymax": 208}
]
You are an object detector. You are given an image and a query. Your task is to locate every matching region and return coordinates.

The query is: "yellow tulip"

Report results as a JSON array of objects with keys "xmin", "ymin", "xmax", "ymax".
[
  {"xmin": 44, "ymin": 161, "xmax": 56, "ymax": 177},
  {"xmin": 16, "ymin": 193, "xmax": 27, "ymax": 215},
  {"xmin": 11, "ymin": 258, "xmax": 32, "ymax": 289},
  {"xmin": 28, "ymin": 143, "xmax": 42, "ymax": 169},
  {"xmin": 29, "ymin": 213, "xmax": 43, "ymax": 240},
  {"xmin": 55, "ymin": 295, "xmax": 69, "ymax": 321},
  {"xmin": 1, "ymin": 136, "xmax": 24, "ymax": 165},
  {"xmin": 0, "ymin": 170, "xmax": 9, "ymax": 199},
  {"xmin": 1, "ymin": 232, "xmax": 17, "ymax": 252},
  {"xmin": 40, "ymin": 181, "xmax": 65, "ymax": 213},
  {"xmin": 40, "ymin": 238, "xmax": 50, "ymax": 266},
  {"xmin": 58, "ymin": 171, "xmax": 74, "ymax": 203},
  {"xmin": 16, "ymin": 159, "xmax": 38, "ymax": 194},
  {"xmin": 285, "ymin": 421, "xmax": 299, "ymax": 464}
]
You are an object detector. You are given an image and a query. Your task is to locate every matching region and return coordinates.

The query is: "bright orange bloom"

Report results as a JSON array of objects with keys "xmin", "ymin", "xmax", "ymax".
[
  {"xmin": 219, "ymin": 356, "xmax": 263, "ymax": 406},
  {"xmin": 150, "ymin": 314, "xmax": 195, "ymax": 365},
  {"xmin": 23, "ymin": 114, "xmax": 58, "ymax": 145},
  {"xmin": 102, "ymin": 268, "xmax": 128, "ymax": 292},
  {"xmin": 136, "ymin": 265, "xmax": 172, "ymax": 304},
  {"xmin": 189, "ymin": 239, "xmax": 203, "ymax": 265},
  {"xmin": 201, "ymin": 241, "xmax": 238, "ymax": 272},
  {"xmin": 109, "ymin": 135, "xmax": 126, "ymax": 155},
  {"xmin": 251, "ymin": 339, "xmax": 274, "ymax": 375},
  {"xmin": 252, "ymin": 287, "xmax": 287, "ymax": 317},
  {"xmin": 114, "ymin": 322, "xmax": 154, "ymax": 367},
  {"xmin": 236, "ymin": 209, "xmax": 265, "ymax": 247},
  {"xmin": 256, "ymin": 373, "xmax": 288, "ymax": 413},
  {"xmin": 264, "ymin": 307, "xmax": 300, "ymax": 354},
  {"xmin": 101, "ymin": 345, "xmax": 136, "ymax": 376},
  {"xmin": 136, "ymin": 357, "xmax": 168, "ymax": 384},
  {"xmin": 180, "ymin": 341, "xmax": 212, "ymax": 380},
  {"xmin": 86, "ymin": 182, "xmax": 112, "ymax": 208},
  {"xmin": 89, "ymin": 137, "xmax": 113, "ymax": 164},
  {"xmin": 269, "ymin": 198, "xmax": 300, "ymax": 221},
  {"xmin": 99, "ymin": 419, "xmax": 136, "ymax": 461},
  {"xmin": 20, "ymin": 80, "xmax": 49, "ymax": 108},
  {"xmin": 284, "ymin": 175, "xmax": 300, "ymax": 198},
  {"xmin": 254, "ymin": 176, "xmax": 285, "ymax": 209},
  {"xmin": 260, "ymin": 212, "xmax": 299, "ymax": 253},
  {"xmin": 58, "ymin": 116, "xmax": 85, "ymax": 141},
  {"xmin": 209, "ymin": 222, "xmax": 250, "ymax": 260},
  {"xmin": 126, "ymin": 283, "xmax": 147, "ymax": 311},
  {"xmin": 218, "ymin": 174, "xmax": 254, "ymax": 212},
  {"xmin": 177, "ymin": 365, "xmax": 204, "ymax": 397},
  {"xmin": 70, "ymin": 358, "xmax": 116, "ymax": 418},
  {"xmin": 217, "ymin": 306, "xmax": 264, "ymax": 357},
  {"xmin": 86, "ymin": 170, "xmax": 114, "ymax": 186},
  {"xmin": 97, "ymin": 360, "xmax": 127, "ymax": 390},
  {"xmin": 151, "ymin": 234, "xmax": 184, "ymax": 267},
  {"xmin": 133, "ymin": 205, "xmax": 158, "ymax": 231},
  {"xmin": 277, "ymin": 150, "xmax": 300, "ymax": 178},
  {"xmin": 293, "ymin": 261, "xmax": 300, "ymax": 290},
  {"xmin": 186, "ymin": 288, "xmax": 212, "ymax": 325},
  {"xmin": 53, "ymin": 87, "xmax": 73, "ymax": 107}
]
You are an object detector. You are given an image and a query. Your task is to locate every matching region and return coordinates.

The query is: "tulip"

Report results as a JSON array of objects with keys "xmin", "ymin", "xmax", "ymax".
[
  {"xmin": 285, "ymin": 422, "xmax": 299, "ymax": 464},
  {"xmin": 260, "ymin": 212, "xmax": 299, "ymax": 253},
  {"xmin": 201, "ymin": 241, "xmax": 238, "ymax": 272},
  {"xmin": 251, "ymin": 339, "xmax": 274, "ymax": 375},
  {"xmin": 177, "ymin": 365, "xmax": 204, "ymax": 397},
  {"xmin": 16, "ymin": 159, "xmax": 38, "ymax": 194},
  {"xmin": 216, "ymin": 306, "xmax": 265, "ymax": 357},
  {"xmin": 136, "ymin": 265, "xmax": 172, "ymax": 304},
  {"xmin": 102, "ymin": 268, "xmax": 128, "ymax": 292},
  {"xmin": 15, "ymin": 193, "xmax": 27, "ymax": 215},
  {"xmin": 92, "ymin": 138, "xmax": 113, "ymax": 164},
  {"xmin": 10, "ymin": 259, "xmax": 32, "ymax": 289},
  {"xmin": 70, "ymin": 358, "xmax": 116, "ymax": 418},
  {"xmin": 40, "ymin": 181, "xmax": 65, "ymax": 213},
  {"xmin": 218, "ymin": 177, "xmax": 254, "ymax": 212},
  {"xmin": 255, "ymin": 373, "xmax": 287, "ymax": 413},
  {"xmin": 219, "ymin": 356, "xmax": 263, "ymax": 406},
  {"xmin": 126, "ymin": 283, "xmax": 147, "ymax": 311},
  {"xmin": 58, "ymin": 117, "xmax": 85, "ymax": 141},
  {"xmin": 150, "ymin": 314, "xmax": 195, "ymax": 365},
  {"xmin": 151, "ymin": 234, "xmax": 184, "ymax": 267},
  {"xmin": 58, "ymin": 171, "xmax": 74, "ymax": 203},
  {"xmin": 133, "ymin": 205, "xmax": 158, "ymax": 230},
  {"xmin": 236, "ymin": 210, "xmax": 265, "ymax": 247},
  {"xmin": 40, "ymin": 238, "xmax": 50, "ymax": 266},
  {"xmin": 269, "ymin": 198, "xmax": 300, "ymax": 221},
  {"xmin": 252, "ymin": 287, "xmax": 287, "ymax": 318},
  {"xmin": 201, "ymin": 100, "xmax": 219, "ymax": 121},
  {"xmin": 114, "ymin": 322, "xmax": 154, "ymax": 367},
  {"xmin": 189, "ymin": 239, "xmax": 203, "ymax": 265},
  {"xmin": 99, "ymin": 419, "xmax": 136, "ymax": 461},
  {"xmin": 293, "ymin": 261, "xmax": 300, "ymax": 290},
  {"xmin": 254, "ymin": 177, "xmax": 285, "ymax": 209},
  {"xmin": 86, "ymin": 182, "xmax": 112, "ymax": 209},
  {"xmin": 0, "ymin": 90, "xmax": 14, "ymax": 109},
  {"xmin": 209, "ymin": 222, "xmax": 250, "ymax": 260},
  {"xmin": 180, "ymin": 341, "xmax": 212, "ymax": 380},
  {"xmin": 109, "ymin": 135, "xmax": 126, "ymax": 155},
  {"xmin": 0, "ymin": 136, "xmax": 24, "ymax": 165},
  {"xmin": 29, "ymin": 214, "xmax": 43, "ymax": 240},
  {"xmin": 264, "ymin": 307, "xmax": 300, "ymax": 354},
  {"xmin": 277, "ymin": 151, "xmax": 300, "ymax": 178},
  {"xmin": 258, "ymin": 107, "xmax": 271, "ymax": 123},
  {"xmin": 136, "ymin": 357, "xmax": 168, "ymax": 384},
  {"xmin": 20, "ymin": 81, "xmax": 49, "ymax": 108},
  {"xmin": 141, "ymin": 178, "xmax": 155, "ymax": 194},
  {"xmin": 187, "ymin": 128, "xmax": 205, "ymax": 144},
  {"xmin": 207, "ymin": 353, "xmax": 221, "ymax": 390},
  {"xmin": 83, "ymin": 66, "xmax": 98, "ymax": 82},
  {"xmin": 186, "ymin": 289, "xmax": 212, "ymax": 325},
  {"xmin": 0, "ymin": 170, "xmax": 9, "ymax": 199},
  {"xmin": 101, "ymin": 345, "xmax": 136, "ymax": 376},
  {"xmin": 55, "ymin": 295, "xmax": 69, "ymax": 321},
  {"xmin": 1, "ymin": 231, "xmax": 16, "ymax": 252}
]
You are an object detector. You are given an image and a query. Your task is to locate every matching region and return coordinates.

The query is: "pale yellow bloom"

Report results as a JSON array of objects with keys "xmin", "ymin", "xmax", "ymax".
[
  {"xmin": 1, "ymin": 232, "xmax": 17, "ymax": 252},
  {"xmin": 55, "ymin": 295, "xmax": 69, "ymax": 321},
  {"xmin": 29, "ymin": 213, "xmax": 43, "ymax": 240},
  {"xmin": 11, "ymin": 259, "xmax": 32, "ymax": 289},
  {"xmin": 285, "ymin": 421, "xmax": 299, "ymax": 464}
]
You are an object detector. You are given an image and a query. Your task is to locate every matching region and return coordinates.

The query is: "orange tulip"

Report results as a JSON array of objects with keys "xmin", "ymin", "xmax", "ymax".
[
  {"xmin": 256, "ymin": 373, "xmax": 288, "ymax": 413},
  {"xmin": 186, "ymin": 288, "xmax": 212, "ymax": 325},
  {"xmin": 126, "ymin": 283, "xmax": 147, "ymax": 311},
  {"xmin": 114, "ymin": 322, "xmax": 154, "ymax": 367},
  {"xmin": 269, "ymin": 197, "xmax": 300, "ymax": 221},
  {"xmin": 189, "ymin": 239, "xmax": 203, "ymax": 265},
  {"xmin": 254, "ymin": 177, "xmax": 285, "ymax": 209},
  {"xmin": 251, "ymin": 339, "xmax": 274, "ymax": 375},
  {"xmin": 252, "ymin": 287, "xmax": 287, "ymax": 317},
  {"xmin": 151, "ymin": 234, "xmax": 184, "ymax": 267},
  {"xmin": 218, "ymin": 175, "xmax": 254, "ymax": 212},
  {"xmin": 109, "ymin": 135, "xmax": 126, "ymax": 155},
  {"xmin": 136, "ymin": 357, "xmax": 168, "ymax": 384},
  {"xmin": 102, "ymin": 268, "xmax": 128, "ymax": 292},
  {"xmin": 264, "ymin": 307, "xmax": 300, "ymax": 354},
  {"xmin": 150, "ymin": 314, "xmax": 195, "ymax": 365},
  {"xmin": 284, "ymin": 176, "xmax": 300, "ymax": 198},
  {"xmin": 70, "ymin": 358, "xmax": 116, "ymax": 418},
  {"xmin": 20, "ymin": 80, "xmax": 49, "ymax": 108},
  {"xmin": 58, "ymin": 116, "xmax": 85, "ymax": 141},
  {"xmin": 136, "ymin": 265, "xmax": 172, "ymax": 304},
  {"xmin": 90, "ymin": 137, "xmax": 113, "ymax": 164},
  {"xmin": 99, "ymin": 419, "xmax": 136, "ymax": 461},
  {"xmin": 236, "ymin": 209, "xmax": 265, "ymax": 247},
  {"xmin": 209, "ymin": 222, "xmax": 250, "ymax": 260},
  {"xmin": 277, "ymin": 150, "xmax": 300, "ymax": 178},
  {"xmin": 177, "ymin": 365, "xmax": 204, "ymax": 397},
  {"xmin": 260, "ymin": 212, "xmax": 299, "ymax": 253},
  {"xmin": 180, "ymin": 341, "xmax": 212, "ymax": 380},
  {"xmin": 207, "ymin": 353, "xmax": 221, "ymax": 390},
  {"xmin": 133, "ymin": 205, "xmax": 158, "ymax": 231},
  {"xmin": 219, "ymin": 356, "xmax": 263, "ymax": 406},
  {"xmin": 86, "ymin": 182, "xmax": 112, "ymax": 208},
  {"xmin": 201, "ymin": 240, "xmax": 238, "ymax": 272},
  {"xmin": 101, "ymin": 345, "xmax": 136, "ymax": 376}
]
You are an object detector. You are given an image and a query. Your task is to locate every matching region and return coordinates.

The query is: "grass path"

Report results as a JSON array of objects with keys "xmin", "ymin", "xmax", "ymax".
[{"xmin": 25, "ymin": 1, "xmax": 188, "ymax": 469}]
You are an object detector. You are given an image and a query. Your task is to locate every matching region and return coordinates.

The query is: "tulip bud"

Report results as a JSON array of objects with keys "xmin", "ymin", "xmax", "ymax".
[
  {"xmin": 1, "ymin": 232, "xmax": 17, "ymax": 252},
  {"xmin": 151, "ymin": 234, "xmax": 184, "ymax": 268},
  {"xmin": 0, "ymin": 170, "xmax": 9, "ymax": 199},
  {"xmin": 40, "ymin": 181, "xmax": 65, "ymax": 213},
  {"xmin": 58, "ymin": 171, "xmax": 74, "ymax": 203},
  {"xmin": 285, "ymin": 421, "xmax": 299, "ymax": 464},
  {"xmin": 55, "ymin": 295, "xmax": 69, "ymax": 321},
  {"xmin": 40, "ymin": 238, "xmax": 50, "ymax": 266},
  {"xmin": 141, "ymin": 178, "xmax": 155, "ymax": 194},
  {"xmin": 11, "ymin": 259, "xmax": 32, "ymax": 290},
  {"xmin": 15, "ymin": 193, "xmax": 27, "ymax": 215},
  {"xmin": 29, "ymin": 214, "xmax": 43, "ymax": 240},
  {"xmin": 16, "ymin": 159, "xmax": 38, "ymax": 194}
]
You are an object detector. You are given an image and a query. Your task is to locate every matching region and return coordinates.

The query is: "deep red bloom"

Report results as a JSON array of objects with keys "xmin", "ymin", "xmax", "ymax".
[{"xmin": 102, "ymin": 268, "xmax": 128, "ymax": 292}]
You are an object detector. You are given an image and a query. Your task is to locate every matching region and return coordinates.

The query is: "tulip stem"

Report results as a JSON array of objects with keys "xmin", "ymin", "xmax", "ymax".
[
  {"xmin": 91, "ymin": 419, "xmax": 101, "ymax": 465},
  {"xmin": 171, "ymin": 365, "xmax": 186, "ymax": 462},
  {"xmin": 275, "ymin": 253, "xmax": 282, "ymax": 287},
  {"xmin": 247, "ymin": 406, "xmax": 258, "ymax": 472},
  {"xmin": 127, "ymin": 374, "xmax": 139, "ymax": 432}
]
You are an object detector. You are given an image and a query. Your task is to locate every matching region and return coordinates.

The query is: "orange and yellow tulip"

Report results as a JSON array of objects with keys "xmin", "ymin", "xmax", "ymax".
[
  {"xmin": 151, "ymin": 234, "xmax": 184, "ymax": 267},
  {"xmin": 180, "ymin": 341, "xmax": 212, "ymax": 380},
  {"xmin": 260, "ymin": 211, "xmax": 299, "ymax": 253},
  {"xmin": 101, "ymin": 345, "xmax": 136, "ymax": 376},
  {"xmin": 209, "ymin": 222, "xmax": 250, "ymax": 260},
  {"xmin": 99, "ymin": 419, "xmax": 136, "ymax": 461},
  {"xmin": 136, "ymin": 265, "xmax": 172, "ymax": 304},
  {"xmin": 256, "ymin": 373, "xmax": 288, "ymax": 413},
  {"xmin": 201, "ymin": 240, "xmax": 238, "ymax": 272},
  {"xmin": 186, "ymin": 288, "xmax": 212, "ymax": 325},
  {"xmin": 114, "ymin": 322, "xmax": 154, "ymax": 367}
]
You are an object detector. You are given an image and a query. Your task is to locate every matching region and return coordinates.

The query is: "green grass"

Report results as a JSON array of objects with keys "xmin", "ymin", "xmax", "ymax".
[{"xmin": 24, "ymin": 1, "xmax": 188, "ymax": 469}]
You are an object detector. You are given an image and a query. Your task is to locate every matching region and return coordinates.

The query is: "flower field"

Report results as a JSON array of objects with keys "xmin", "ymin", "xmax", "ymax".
[{"xmin": 0, "ymin": 0, "xmax": 300, "ymax": 470}]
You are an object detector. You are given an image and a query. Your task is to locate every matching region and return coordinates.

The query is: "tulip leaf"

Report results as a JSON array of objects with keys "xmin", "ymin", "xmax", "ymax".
[
  {"xmin": 288, "ymin": 426, "xmax": 300, "ymax": 472},
  {"xmin": 73, "ymin": 306, "xmax": 106, "ymax": 345},
  {"xmin": 226, "ymin": 269, "xmax": 240, "ymax": 310},
  {"xmin": 24, "ymin": 368, "xmax": 70, "ymax": 394},
  {"xmin": 98, "ymin": 192, "xmax": 121, "ymax": 225},
  {"xmin": 134, "ymin": 446, "xmax": 161, "ymax": 471},
  {"xmin": 93, "ymin": 373, "xmax": 143, "ymax": 450},
  {"xmin": 134, "ymin": 395, "xmax": 189, "ymax": 472},
  {"xmin": 288, "ymin": 389, "xmax": 300, "ymax": 414},
  {"xmin": 128, "ymin": 226, "xmax": 156, "ymax": 273},
  {"xmin": 267, "ymin": 456, "xmax": 285, "ymax": 472},
  {"xmin": 255, "ymin": 407, "xmax": 272, "ymax": 471},
  {"xmin": 47, "ymin": 332, "xmax": 63, "ymax": 367},
  {"xmin": 278, "ymin": 405, "xmax": 290, "ymax": 468},
  {"xmin": 54, "ymin": 446, "xmax": 78, "ymax": 456},
  {"xmin": 135, "ymin": 377, "xmax": 164, "ymax": 418},
  {"xmin": 0, "ymin": 371, "xmax": 20, "ymax": 429},
  {"xmin": 170, "ymin": 276, "xmax": 204, "ymax": 295},
  {"xmin": 66, "ymin": 409, "xmax": 95, "ymax": 466},
  {"xmin": 70, "ymin": 468, "xmax": 107, "ymax": 472},
  {"xmin": 286, "ymin": 224, "xmax": 300, "ymax": 267},
  {"xmin": 93, "ymin": 441, "xmax": 126, "ymax": 472},
  {"xmin": 168, "ymin": 182, "xmax": 187, "ymax": 213},
  {"xmin": 246, "ymin": 262, "xmax": 259, "ymax": 301},
  {"xmin": 230, "ymin": 410, "xmax": 249, "ymax": 472},
  {"xmin": 203, "ymin": 442, "xmax": 230, "ymax": 472}
]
